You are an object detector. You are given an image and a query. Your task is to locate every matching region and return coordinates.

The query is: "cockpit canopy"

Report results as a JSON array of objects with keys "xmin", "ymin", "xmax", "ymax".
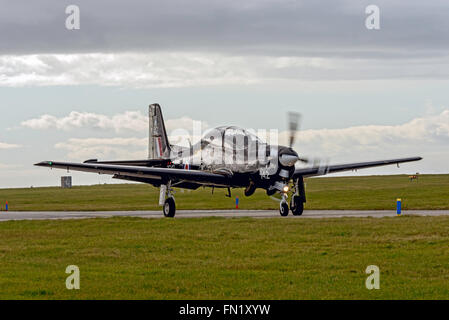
[{"xmin": 202, "ymin": 126, "xmax": 263, "ymax": 150}]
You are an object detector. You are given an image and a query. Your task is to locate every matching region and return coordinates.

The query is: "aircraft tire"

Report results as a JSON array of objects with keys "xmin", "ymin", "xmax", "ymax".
[
  {"xmin": 244, "ymin": 183, "xmax": 256, "ymax": 197},
  {"xmin": 279, "ymin": 201, "xmax": 289, "ymax": 217},
  {"xmin": 163, "ymin": 197, "xmax": 176, "ymax": 218},
  {"xmin": 291, "ymin": 196, "xmax": 304, "ymax": 216}
]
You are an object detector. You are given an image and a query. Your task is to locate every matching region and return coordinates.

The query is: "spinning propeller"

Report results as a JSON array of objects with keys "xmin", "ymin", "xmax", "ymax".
[
  {"xmin": 286, "ymin": 111, "xmax": 309, "ymax": 164},
  {"xmin": 288, "ymin": 111, "xmax": 301, "ymax": 148}
]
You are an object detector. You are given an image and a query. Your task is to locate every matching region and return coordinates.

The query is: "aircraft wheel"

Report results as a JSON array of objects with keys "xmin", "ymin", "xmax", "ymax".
[
  {"xmin": 244, "ymin": 183, "xmax": 256, "ymax": 196},
  {"xmin": 291, "ymin": 196, "xmax": 304, "ymax": 216},
  {"xmin": 163, "ymin": 197, "xmax": 176, "ymax": 218},
  {"xmin": 279, "ymin": 201, "xmax": 289, "ymax": 217}
]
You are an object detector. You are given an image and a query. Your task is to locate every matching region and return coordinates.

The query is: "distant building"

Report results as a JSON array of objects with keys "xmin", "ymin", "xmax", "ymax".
[{"xmin": 61, "ymin": 176, "xmax": 72, "ymax": 188}]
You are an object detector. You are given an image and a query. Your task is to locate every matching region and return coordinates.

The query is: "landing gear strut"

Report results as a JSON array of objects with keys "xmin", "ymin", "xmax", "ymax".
[{"xmin": 160, "ymin": 182, "xmax": 176, "ymax": 217}]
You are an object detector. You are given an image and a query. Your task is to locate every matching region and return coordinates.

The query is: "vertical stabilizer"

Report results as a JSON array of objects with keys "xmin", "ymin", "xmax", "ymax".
[{"xmin": 148, "ymin": 103, "xmax": 171, "ymax": 159}]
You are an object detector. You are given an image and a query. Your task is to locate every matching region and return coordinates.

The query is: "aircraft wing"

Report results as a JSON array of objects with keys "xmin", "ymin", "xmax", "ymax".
[
  {"xmin": 293, "ymin": 157, "xmax": 422, "ymax": 178},
  {"xmin": 83, "ymin": 158, "xmax": 170, "ymax": 167},
  {"xmin": 34, "ymin": 161, "xmax": 231, "ymax": 186}
]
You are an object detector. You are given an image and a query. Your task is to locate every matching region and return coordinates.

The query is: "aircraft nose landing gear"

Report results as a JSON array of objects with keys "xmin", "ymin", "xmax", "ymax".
[
  {"xmin": 279, "ymin": 200, "xmax": 289, "ymax": 216},
  {"xmin": 279, "ymin": 192, "xmax": 289, "ymax": 217}
]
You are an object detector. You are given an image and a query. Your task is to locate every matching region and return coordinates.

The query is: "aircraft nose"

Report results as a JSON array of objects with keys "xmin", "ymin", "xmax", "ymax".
[{"xmin": 279, "ymin": 148, "xmax": 300, "ymax": 167}]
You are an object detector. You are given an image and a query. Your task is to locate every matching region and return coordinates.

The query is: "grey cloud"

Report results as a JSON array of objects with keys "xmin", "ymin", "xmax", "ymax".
[{"xmin": 0, "ymin": 0, "xmax": 448, "ymax": 59}]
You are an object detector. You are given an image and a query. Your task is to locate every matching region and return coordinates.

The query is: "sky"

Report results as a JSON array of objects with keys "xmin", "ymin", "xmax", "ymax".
[{"xmin": 0, "ymin": 0, "xmax": 448, "ymax": 187}]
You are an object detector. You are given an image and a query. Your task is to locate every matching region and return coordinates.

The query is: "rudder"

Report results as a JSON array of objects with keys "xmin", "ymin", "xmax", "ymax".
[{"xmin": 149, "ymin": 103, "xmax": 171, "ymax": 159}]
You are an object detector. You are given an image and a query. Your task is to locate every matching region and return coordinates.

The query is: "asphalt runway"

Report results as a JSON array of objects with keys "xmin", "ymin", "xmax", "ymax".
[{"xmin": 1, "ymin": 209, "xmax": 449, "ymax": 221}]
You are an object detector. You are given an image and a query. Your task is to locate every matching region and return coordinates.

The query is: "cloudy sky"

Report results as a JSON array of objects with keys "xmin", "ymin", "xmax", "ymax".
[{"xmin": 0, "ymin": 0, "xmax": 448, "ymax": 187}]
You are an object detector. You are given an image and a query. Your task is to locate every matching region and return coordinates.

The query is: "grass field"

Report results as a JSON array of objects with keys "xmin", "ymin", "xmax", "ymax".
[
  {"xmin": 0, "ymin": 216, "xmax": 448, "ymax": 299},
  {"xmin": 0, "ymin": 174, "xmax": 448, "ymax": 211}
]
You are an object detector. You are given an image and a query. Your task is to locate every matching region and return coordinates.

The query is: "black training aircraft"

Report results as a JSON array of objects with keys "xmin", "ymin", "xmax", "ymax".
[{"xmin": 35, "ymin": 104, "xmax": 422, "ymax": 217}]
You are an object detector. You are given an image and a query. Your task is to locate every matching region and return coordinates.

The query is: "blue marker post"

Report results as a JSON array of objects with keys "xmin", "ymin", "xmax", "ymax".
[
  {"xmin": 235, "ymin": 197, "xmax": 239, "ymax": 209},
  {"xmin": 396, "ymin": 198, "xmax": 401, "ymax": 215},
  {"xmin": 5, "ymin": 201, "xmax": 8, "ymax": 211}
]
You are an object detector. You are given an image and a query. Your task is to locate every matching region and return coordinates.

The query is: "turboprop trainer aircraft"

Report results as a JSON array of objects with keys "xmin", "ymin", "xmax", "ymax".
[{"xmin": 35, "ymin": 104, "xmax": 422, "ymax": 217}]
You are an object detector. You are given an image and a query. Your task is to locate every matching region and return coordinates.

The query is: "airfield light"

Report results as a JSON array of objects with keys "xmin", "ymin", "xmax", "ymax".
[
  {"xmin": 283, "ymin": 185, "xmax": 289, "ymax": 193},
  {"xmin": 397, "ymin": 198, "xmax": 402, "ymax": 215}
]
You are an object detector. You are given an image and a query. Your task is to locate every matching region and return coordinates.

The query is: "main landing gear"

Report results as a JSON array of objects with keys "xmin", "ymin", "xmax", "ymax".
[
  {"xmin": 163, "ymin": 197, "xmax": 176, "ymax": 218},
  {"xmin": 290, "ymin": 196, "xmax": 304, "ymax": 216},
  {"xmin": 160, "ymin": 182, "xmax": 176, "ymax": 217}
]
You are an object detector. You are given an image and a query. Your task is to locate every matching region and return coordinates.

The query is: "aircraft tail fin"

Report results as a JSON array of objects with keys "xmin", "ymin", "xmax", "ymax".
[{"xmin": 148, "ymin": 103, "xmax": 171, "ymax": 159}]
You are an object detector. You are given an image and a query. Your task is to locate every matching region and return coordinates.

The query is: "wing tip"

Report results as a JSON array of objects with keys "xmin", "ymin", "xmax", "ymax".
[
  {"xmin": 34, "ymin": 161, "xmax": 53, "ymax": 167},
  {"xmin": 400, "ymin": 156, "xmax": 422, "ymax": 162}
]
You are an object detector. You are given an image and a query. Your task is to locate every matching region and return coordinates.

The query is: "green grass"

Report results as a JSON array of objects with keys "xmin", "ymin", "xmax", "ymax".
[
  {"xmin": 0, "ymin": 174, "xmax": 448, "ymax": 211},
  {"xmin": 0, "ymin": 216, "xmax": 448, "ymax": 299}
]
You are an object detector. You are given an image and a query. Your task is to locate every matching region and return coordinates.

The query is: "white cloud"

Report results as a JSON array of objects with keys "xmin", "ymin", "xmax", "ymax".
[
  {"xmin": 285, "ymin": 110, "xmax": 449, "ymax": 166},
  {"xmin": 166, "ymin": 117, "xmax": 208, "ymax": 133},
  {"xmin": 0, "ymin": 53, "xmax": 260, "ymax": 88},
  {"xmin": 51, "ymin": 110, "xmax": 449, "ymax": 174},
  {"xmin": 22, "ymin": 111, "xmax": 148, "ymax": 132},
  {"xmin": 55, "ymin": 137, "xmax": 147, "ymax": 160},
  {"xmin": 2, "ymin": 53, "xmax": 448, "ymax": 89},
  {"xmin": 0, "ymin": 141, "xmax": 20, "ymax": 149},
  {"xmin": 53, "ymin": 132, "xmax": 203, "ymax": 161},
  {"xmin": 22, "ymin": 110, "xmax": 207, "ymax": 133},
  {"xmin": 0, "ymin": 163, "xmax": 21, "ymax": 169},
  {"xmin": 56, "ymin": 137, "xmax": 147, "ymax": 148}
]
